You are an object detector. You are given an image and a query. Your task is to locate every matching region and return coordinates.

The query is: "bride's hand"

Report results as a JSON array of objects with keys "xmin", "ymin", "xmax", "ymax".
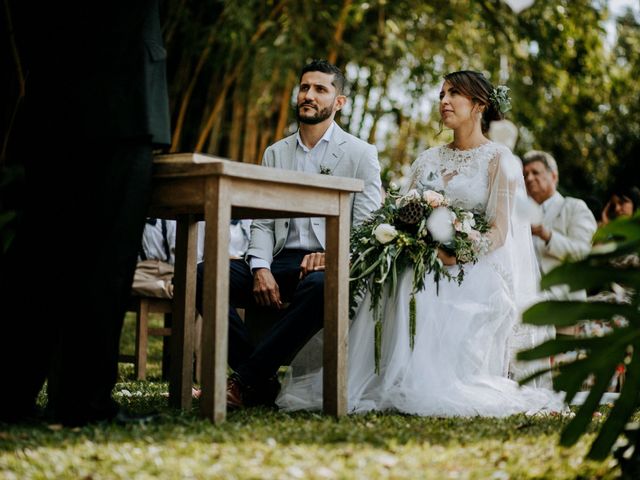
[{"xmin": 437, "ymin": 247, "xmax": 457, "ymax": 266}]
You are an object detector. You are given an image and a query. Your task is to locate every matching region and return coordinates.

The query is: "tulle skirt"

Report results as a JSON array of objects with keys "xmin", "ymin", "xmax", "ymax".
[{"xmin": 276, "ymin": 255, "xmax": 565, "ymax": 416}]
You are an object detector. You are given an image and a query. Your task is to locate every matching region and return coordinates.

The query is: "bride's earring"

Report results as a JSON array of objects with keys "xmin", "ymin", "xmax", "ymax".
[{"xmin": 474, "ymin": 107, "xmax": 483, "ymax": 122}]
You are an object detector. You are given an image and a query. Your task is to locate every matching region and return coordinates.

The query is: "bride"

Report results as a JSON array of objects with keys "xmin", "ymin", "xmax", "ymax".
[{"xmin": 277, "ymin": 70, "xmax": 565, "ymax": 416}]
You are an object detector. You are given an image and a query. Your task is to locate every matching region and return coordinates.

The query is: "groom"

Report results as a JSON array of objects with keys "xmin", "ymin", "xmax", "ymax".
[{"xmin": 196, "ymin": 59, "xmax": 381, "ymax": 408}]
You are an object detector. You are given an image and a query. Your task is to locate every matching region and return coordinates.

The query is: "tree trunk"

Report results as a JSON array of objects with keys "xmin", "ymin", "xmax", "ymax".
[
  {"xmin": 365, "ymin": 70, "xmax": 390, "ymax": 143},
  {"xmin": 168, "ymin": 55, "xmax": 193, "ymax": 116},
  {"xmin": 244, "ymin": 66, "xmax": 280, "ymax": 163},
  {"xmin": 194, "ymin": 0, "xmax": 288, "ymax": 152},
  {"xmin": 170, "ymin": 28, "xmax": 217, "ymax": 152},
  {"xmin": 257, "ymin": 127, "xmax": 271, "ymax": 165},
  {"xmin": 345, "ymin": 66, "xmax": 363, "ymax": 132},
  {"xmin": 162, "ymin": 0, "xmax": 187, "ymax": 46},
  {"xmin": 356, "ymin": 81, "xmax": 373, "ymax": 138},
  {"xmin": 242, "ymin": 103, "xmax": 260, "ymax": 164},
  {"xmin": 228, "ymin": 84, "xmax": 246, "ymax": 162},
  {"xmin": 327, "ymin": 0, "xmax": 353, "ymax": 64},
  {"xmin": 206, "ymin": 110, "xmax": 223, "ymax": 155},
  {"xmin": 274, "ymin": 70, "xmax": 295, "ymax": 141}
]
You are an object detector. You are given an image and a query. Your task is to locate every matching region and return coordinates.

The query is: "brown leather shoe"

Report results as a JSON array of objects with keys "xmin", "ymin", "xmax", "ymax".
[{"xmin": 226, "ymin": 377, "xmax": 245, "ymax": 409}]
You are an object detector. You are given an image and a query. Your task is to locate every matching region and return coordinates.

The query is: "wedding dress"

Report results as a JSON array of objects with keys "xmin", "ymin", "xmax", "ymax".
[{"xmin": 277, "ymin": 142, "xmax": 565, "ymax": 416}]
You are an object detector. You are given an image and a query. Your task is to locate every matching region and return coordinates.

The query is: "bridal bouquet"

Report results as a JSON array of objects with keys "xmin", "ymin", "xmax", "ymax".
[{"xmin": 349, "ymin": 185, "xmax": 491, "ymax": 372}]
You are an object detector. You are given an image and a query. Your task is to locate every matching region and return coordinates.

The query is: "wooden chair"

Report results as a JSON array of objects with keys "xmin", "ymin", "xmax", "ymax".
[
  {"xmin": 120, "ymin": 295, "xmax": 203, "ymax": 382},
  {"xmin": 119, "ymin": 295, "xmax": 173, "ymax": 380}
]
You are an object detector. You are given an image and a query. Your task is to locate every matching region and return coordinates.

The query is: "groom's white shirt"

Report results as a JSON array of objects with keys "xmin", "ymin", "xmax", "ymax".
[
  {"xmin": 248, "ymin": 124, "xmax": 333, "ymax": 270},
  {"xmin": 246, "ymin": 122, "xmax": 382, "ymax": 268}
]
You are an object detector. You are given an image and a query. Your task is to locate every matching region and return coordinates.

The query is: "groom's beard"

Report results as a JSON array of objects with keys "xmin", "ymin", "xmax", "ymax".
[{"xmin": 296, "ymin": 102, "xmax": 333, "ymax": 125}]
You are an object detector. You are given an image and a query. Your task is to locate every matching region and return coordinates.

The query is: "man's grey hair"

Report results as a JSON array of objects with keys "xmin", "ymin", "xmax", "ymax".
[{"xmin": 522, "ymin": 150, "xmax": 558, "ymax": 175}]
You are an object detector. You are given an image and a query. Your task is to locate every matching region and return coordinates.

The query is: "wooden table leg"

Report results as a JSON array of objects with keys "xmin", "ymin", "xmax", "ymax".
[
  {"xmin": 200, "ymin": 177, "xmax": 231, "ymax": 423},
  {"xmin": 169, "ymin": 214, "xmax": 198, "ymax": 409},
  {"xmin": 323, "ymin": 192, "xmax": 351, "ymax": 417}
]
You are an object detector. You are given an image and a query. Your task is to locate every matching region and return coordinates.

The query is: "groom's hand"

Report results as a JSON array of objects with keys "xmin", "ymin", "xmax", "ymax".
[
  {"xmin": 253, "ymin": 268, "xmax": 283, "ymax": 309},
  {"xmin": 299, "ymin": 252, "xmax": 325, "ymax": 279}
]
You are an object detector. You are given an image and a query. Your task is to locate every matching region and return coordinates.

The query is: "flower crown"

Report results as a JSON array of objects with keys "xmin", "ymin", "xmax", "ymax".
[{"xmin": 489, "ymin": 85, "xmax": 512, "ymax": 113}]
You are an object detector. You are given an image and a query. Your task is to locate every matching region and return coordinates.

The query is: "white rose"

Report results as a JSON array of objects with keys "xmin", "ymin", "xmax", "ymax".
[
  {"xmin": 423, "ymin": 190, "xmax": 445, "ymax": 208},
  {"xmin": 373, "ymin": 223, "xmax": 398, "ymax": 244},
  {"xmin": 426, "ymin": 207, "xmax": 455, "ymax": 243},
  {"xmin": 462, "ymin": 217, "xmax": 474, "ymax": 234},
  {"xmin": 462, "ymin": 211, "xmax": 475, "ymax": 225},
  {"xmin": 453, "ymin": 212, "xmax": 475, "ymax": 234}
]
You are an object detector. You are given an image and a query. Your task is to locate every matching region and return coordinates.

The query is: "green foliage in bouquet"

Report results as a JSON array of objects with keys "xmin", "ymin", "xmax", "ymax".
[
  {"xmin": 518, "ymin": 212, "xmax": 640, "ymax": 476},
  {"xmin": 349, "ymin": 185, "xmax": 490, "ymax": 373}
]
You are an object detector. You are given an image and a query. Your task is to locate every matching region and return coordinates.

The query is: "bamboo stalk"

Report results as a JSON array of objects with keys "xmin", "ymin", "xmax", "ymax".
[
  {"xmin": 170, "ymin": 28, "xmax": 217, "ymax": 152},
  {"xmin": 327, "ymin": 0, "xmax": 353, "ymax": 64},
  {"xmin": 274, "ymin": 70, "xmax": 295, "ymax": 141},
  {"xmin": 194, "ymin": 0, "xmax": 289, "ymax": 152}
]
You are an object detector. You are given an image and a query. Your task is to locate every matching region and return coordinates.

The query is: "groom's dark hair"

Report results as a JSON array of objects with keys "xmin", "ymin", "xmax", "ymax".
[{"xmin": 300, "ymin": 59, "xmax": 347, "ymax": 95}]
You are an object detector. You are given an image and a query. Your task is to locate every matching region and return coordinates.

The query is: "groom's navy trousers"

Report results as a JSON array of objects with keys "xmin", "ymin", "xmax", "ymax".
[{"xmin": 196, "ymin": 249, "xmax": 324, "ymax": 385}]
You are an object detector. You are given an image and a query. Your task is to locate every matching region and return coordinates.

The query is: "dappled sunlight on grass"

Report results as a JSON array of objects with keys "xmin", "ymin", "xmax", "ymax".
[
  {"xmin": 1, "ymin": 388, "xmax": 623, "ymax": 479},
  {"xmin": 0, "ymin": 313, "xmax": 629, "ymax": 479}
]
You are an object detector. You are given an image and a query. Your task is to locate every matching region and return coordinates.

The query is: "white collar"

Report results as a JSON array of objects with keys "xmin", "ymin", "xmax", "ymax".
[
  {"xmin": 541, "ymin": 191, "xmax": 562, "ymax": 212},
  {"xmin": 296, "ymin": 122, "xmax": 335, "ymax": 152}
]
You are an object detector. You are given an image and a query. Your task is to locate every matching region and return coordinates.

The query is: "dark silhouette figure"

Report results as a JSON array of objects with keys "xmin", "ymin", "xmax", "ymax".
[{"xmin": 0, "ymin": 1, "xmax": 171, "ymax": 425}]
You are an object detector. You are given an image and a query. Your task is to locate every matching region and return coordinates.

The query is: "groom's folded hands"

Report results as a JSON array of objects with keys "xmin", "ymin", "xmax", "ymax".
[{"xmin": 299, "ymin": 252, "xmax": 325, "ymax": 279}]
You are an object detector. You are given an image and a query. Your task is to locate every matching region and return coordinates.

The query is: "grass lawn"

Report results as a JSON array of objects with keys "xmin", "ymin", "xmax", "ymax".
[{"xmin": 0, "ymin": 313, "xmax": 628, "ymax": 479}]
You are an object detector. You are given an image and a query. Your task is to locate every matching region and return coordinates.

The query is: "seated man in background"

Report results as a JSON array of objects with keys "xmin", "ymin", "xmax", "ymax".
[
  {"xmin": 133, "ymin": 219, "xmax": 205, "ymax": 299},
  {"xmin": 522, "ymin": 150, "xmax": 597, "ymax": 334}
]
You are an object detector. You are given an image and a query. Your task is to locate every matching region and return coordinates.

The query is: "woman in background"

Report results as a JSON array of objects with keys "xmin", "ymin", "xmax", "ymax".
[{"xmin": 600, "ymin": 183, "xmax": 640, "ymax": 225}]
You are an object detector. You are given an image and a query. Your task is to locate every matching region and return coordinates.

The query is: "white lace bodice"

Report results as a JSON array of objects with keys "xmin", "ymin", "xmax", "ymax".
[{"xmin": 408, "ymin": 142, "xmax": 500, "ymax": 213}]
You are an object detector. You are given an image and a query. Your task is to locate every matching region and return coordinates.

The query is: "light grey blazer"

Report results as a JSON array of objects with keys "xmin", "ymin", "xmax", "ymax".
[{"xmin": 246, "ymin": 123, "xmax": 382, "ymax": 264}]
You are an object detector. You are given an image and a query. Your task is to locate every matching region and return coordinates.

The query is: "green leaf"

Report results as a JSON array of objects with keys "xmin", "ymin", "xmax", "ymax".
[
  {"xmin": 560, "ymin": 368, "xmax": 614, "ymax": 447},
  {"xmin": 517, "ymin": 335, "xmax": 610, "ymax": 361},
  {"xmin": 541, "ymin": 263, "xmax": 640, "ymax": 292},
  {"xmin": 552, "ymin": 358, "xmax": 602, "ymax": 404},
  {"xmin": 522, "ymin": 301, "xmax": 639, "ymax": 327},
  {"xmin": 593, "ymin": 214, "xmax": 640, "ymax": 243},
  {"xmin": 350, "ymin": 255, "xmax": 383, "ymax": 281},
  {"xmin": 588, "ymin": 346, "xmax": 640, "ymax": 459}
]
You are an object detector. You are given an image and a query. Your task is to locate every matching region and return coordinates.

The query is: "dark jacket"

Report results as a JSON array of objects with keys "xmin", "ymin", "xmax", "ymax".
[{"xmin": 13, "ymin": 0, "xmax": 171, "ymax": 145}]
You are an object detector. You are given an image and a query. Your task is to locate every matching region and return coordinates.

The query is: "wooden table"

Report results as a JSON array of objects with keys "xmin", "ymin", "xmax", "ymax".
[{"xmin": 149, "ymin": 153, "xmax": 363, "ymax": 423}]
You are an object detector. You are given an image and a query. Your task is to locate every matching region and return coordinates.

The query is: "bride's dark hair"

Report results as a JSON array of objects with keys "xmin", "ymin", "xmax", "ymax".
[{"xmin": 442, "ymin": 70, "xmax": 503, "ymax": 134}]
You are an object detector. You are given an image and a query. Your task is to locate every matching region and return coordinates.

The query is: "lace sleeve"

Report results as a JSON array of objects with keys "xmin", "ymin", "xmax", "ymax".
[
  {"xmin": 482, "ymin": 149, "xmax": 520, "ymax": 253},
  {"xmin": 402, "ymin": 150, "xmax": 430, "ymax": 194},
  {"xmin": 482, "ymin": 147, "xmax": 552, "ymax": 386},
  {"xmin": 482, "ymin": 146, "xmax": 541, "ymax": 303}
]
